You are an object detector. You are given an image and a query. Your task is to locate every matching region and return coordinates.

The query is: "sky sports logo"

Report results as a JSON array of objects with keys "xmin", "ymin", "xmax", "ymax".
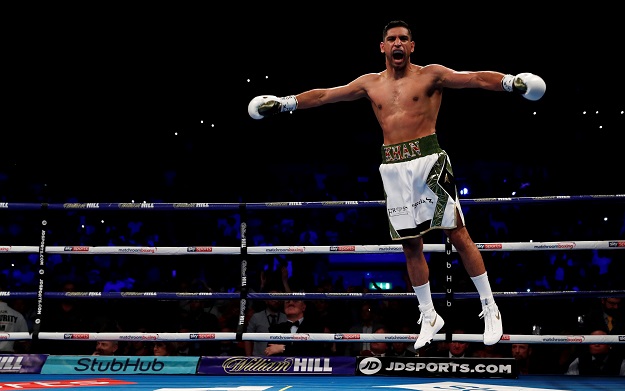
[
  {"xmin": 475, "ymin": 244, "xmax": 502, "ymax": 249},
  {"xmin": 190, "ymin": 333, "xmax": 216, "ymax": 339},
  {"xmin": 609, "ymin": 241, "xmax": 625, "ymax": 247},
  {"xmin": 64, "ymin": 246, "xmax": 90, "ymax": 251},
  {"xmin": 187, "ymin": 247, "xmax": 213, "ymax": 252},
  {"xmin": 334, "ymin": 334, "xmax": 360, "ymax": 340},
  {"xmin": 330, "ymin": 246, "xmax": 356, "ymax": 251},
  {"xmin": 64, "ymin": 334, "xmax": 90, "ymax": 339}
]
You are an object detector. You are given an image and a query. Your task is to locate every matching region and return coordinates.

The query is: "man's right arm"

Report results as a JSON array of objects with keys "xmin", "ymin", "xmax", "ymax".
[{"xmin": 248, "ymin": 74, "xmax": 372, "ymax": 120}]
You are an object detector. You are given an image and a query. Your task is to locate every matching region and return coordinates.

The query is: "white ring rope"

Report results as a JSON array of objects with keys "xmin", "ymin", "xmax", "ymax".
[
  {"xmin": 0, "ymin": 240, "xmax": 622, "ymax": 254},
  {"xmin": 1, "ymin": 332, "xmax": 621, "ymax": 344}
]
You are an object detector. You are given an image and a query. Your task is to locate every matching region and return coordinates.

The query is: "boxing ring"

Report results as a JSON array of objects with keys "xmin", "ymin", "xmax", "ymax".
[{"xmin": 1, "ymin": 194, "xmax": 624, "ymax": 390}]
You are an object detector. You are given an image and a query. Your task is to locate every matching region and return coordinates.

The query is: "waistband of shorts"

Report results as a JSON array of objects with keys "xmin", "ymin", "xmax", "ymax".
[{"xmin": 381, "ymin": 133, "xmax": 442, "ymax": 163}]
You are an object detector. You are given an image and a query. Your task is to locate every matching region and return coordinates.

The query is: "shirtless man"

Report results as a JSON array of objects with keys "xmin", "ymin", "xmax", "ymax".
[{"xmin": 247, "ymin": 20, "xmax": 546, "ymax": 350}]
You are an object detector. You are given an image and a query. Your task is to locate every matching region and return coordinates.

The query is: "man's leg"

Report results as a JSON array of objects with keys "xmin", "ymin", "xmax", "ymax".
[
  {"xmin": 446, "ymin": 212, "xmax": 503, "ymax": 345},
  {"xmin": 404, "ymin": 237, "xmax": 445, "ymax": 350}
]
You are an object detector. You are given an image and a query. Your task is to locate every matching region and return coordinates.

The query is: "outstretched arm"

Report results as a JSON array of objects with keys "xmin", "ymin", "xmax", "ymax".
[
  {"xmin": 248, "ymin": 74, "xmax": 372, "ymax": 120},
  {"xmin": 430, "ymin": 65, "xmax": 546, "ymax": 101}
]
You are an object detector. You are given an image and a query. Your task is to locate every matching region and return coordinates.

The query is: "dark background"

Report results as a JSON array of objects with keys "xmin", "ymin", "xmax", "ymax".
[
  {"xmin": 3, "ymin": 5, "xmax": 624, "ymax": 203},
  {"xmin": 1, "ymin": 6, "xmax": 623, "ymax": 349}
]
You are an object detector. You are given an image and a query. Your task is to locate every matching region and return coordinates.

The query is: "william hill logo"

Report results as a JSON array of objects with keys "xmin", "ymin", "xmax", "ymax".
[{"xmin": 190, "ymin": 333, "xmax": 216, "ymax": 339}]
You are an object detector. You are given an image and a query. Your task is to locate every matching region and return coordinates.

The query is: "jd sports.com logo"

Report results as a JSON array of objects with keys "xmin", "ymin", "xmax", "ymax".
[{"xmin": 359, "ymin": 357, "xmax": 383, "ymax": 375}]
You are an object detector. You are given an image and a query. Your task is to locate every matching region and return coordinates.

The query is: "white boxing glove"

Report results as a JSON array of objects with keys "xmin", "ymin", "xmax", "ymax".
[
  {"xmin": 248, "ymin": 95, "xmax": 298, "ymax": 120},
  {"xmin": 501, "ymin": 73, "xmax": 546, "ymax": 101}
]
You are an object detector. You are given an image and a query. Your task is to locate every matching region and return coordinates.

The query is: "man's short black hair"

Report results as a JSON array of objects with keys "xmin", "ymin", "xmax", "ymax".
[{"xmin": 383, "ymin": 20, "xmax": 412, "ymax": 40}]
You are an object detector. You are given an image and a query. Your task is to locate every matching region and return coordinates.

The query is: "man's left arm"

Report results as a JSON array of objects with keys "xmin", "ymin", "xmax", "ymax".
[{"xmin": 445, "ymin": 68, "xmax": 546, "ymax": 101}]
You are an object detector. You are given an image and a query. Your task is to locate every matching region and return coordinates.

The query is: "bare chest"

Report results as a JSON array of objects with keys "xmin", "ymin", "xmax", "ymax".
[{"xmin": 369, "ymin": 79, "xmax": 430, "ymax": 111}]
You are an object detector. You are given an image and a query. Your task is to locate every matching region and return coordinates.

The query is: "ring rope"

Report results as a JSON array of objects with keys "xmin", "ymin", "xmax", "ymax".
[
  {"xmin": 2, "ymin": 289, "xmax": 624, "ymax": 300},
  {"xmin": 1, "ymin": 240, "xmax": 622, "ymax": 254},
  {"xmin": 1, "ymin": 193, "xmax": 624, "ymax": 211},
  {"xmin": 0, "ymin": 332, "xmax": 622, "ymax": 344}
]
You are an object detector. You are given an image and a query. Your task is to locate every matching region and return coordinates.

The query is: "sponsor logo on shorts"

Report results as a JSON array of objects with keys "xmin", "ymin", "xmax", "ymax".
[
  {"xmin": 190, "ymin": 333, "xmax": 216, "ymax": 340},
  {"xmin": 384, "ymin": 141, "xmax": 422, "ymax": 162},
  {"xmin": 609, "ymin": 241, "xmax": 625, "ymax": 247},
  {"xmin": 475, "ymin": 243, "xmax": 503, "ymax": 249},
  {"xmin": 412, "ymin": 198, "xmax": 433, "ymax": 208},
  {"xmin": 388, "ymin": 206, "xmax": 409, "ymax": 216},
  {"xmin": 330, "ymin": 246, "xmax": 356, "ymax": 252}
]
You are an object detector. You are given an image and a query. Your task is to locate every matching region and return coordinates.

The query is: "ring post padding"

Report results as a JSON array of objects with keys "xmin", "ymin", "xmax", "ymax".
[
  {"xmin": 236, "ymin": 203, "xmax": 249, "ymax": 342},
  {"xmin": 444, "ymin": 236, "xmax": 453, "ymax": 342}
]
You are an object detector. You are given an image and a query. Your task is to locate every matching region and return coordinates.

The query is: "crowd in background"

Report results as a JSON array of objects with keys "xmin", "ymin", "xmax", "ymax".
[{"xmin": 0, "ymin": 161, "xmax": 623, "ymax": 376}]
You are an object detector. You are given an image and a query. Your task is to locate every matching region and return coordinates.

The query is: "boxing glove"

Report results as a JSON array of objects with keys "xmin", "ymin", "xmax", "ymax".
[
  {"xmin": 501, "ymin": 73, "xmax": 546, "ymax": 101},
  {"xmin": 248, "ymin": 95, "xmax": 298, "ymax": 119}
]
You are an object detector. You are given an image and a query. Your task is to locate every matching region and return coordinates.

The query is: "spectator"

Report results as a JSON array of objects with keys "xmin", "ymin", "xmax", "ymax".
[
  {"xmin": 427, "ymin": 328, "xmax": 472, "ymax": 358},
  {"xmin": 344, "ymin": 302, "xmax": 384, "ymax": 357},
  {"xmin": 245, "ymin": 291, "xmax": 288, "ymax": 356},
  {"xmin": 360, "ymin": 326, "xmax": 389, "ymax": 357},
  {"xmin": 153, "ymin": 341, "xmax": 179, "ymax": 356},
  {"xmin": 218, "ymin": 326, "xmax": 246, "ymax": 356},
  {"xmin": 93, "ymin": 340, "xmax": 119, "ymax": 356},
  {"xmin": 511, "ymin": 343, "xmax": 535, "ymax": 375},
  {"xmin": 0, "ymin": 296, "xmax": 29, "ymax": 353},
  {"xmin": 121, "ymin": 324, "xmax": 153, "ymax": 356},
  {"xmin": 265, "ymin": 299, "xmax": 325, "ymax": 356},
  {"xmin": 36, "ymin": 281, "xmax": 93, "ymax": 355},
  {"xmin": 566, "ymin": 330, "xmax": 625, "ymax": 376},
  {"xmin": 581, "ymin": 297, "xmax": 623, "ymax": 335},
  {"xmin": 386, "ymin": 325, "xmax": 417, "ymax": 357}
]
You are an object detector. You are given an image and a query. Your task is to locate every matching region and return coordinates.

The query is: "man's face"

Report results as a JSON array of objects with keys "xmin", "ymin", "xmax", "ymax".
[
  {"xmin": 95, "ymin": 341, "xmax": 118, "ymax": 355},
  {"xmin": 266, "ymin": 298, "xmax": 283, "ymax": 312},
  {"xmin": 284, "ymin": 300, "xmax": 305, "ymax": 317},
  {"xmin": 449, "ymin": 341, "xmax": 469, "ymax": 356},
  {"xmin": 603, "ymin": 297, "xmax": 621, "ymax": 316},
  {"xmin": 511, "ymin": 344, "xmax": 530, "ymax": 360},
  {"xmin": 381, "ymin": 27, "xmax": 414, "ymax": 68}
]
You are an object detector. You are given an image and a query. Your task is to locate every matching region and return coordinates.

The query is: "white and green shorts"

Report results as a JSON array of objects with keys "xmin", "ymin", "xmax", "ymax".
[{"xmin": 379, "ymin": 133, "xmax": 465, "ymax": 240}]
